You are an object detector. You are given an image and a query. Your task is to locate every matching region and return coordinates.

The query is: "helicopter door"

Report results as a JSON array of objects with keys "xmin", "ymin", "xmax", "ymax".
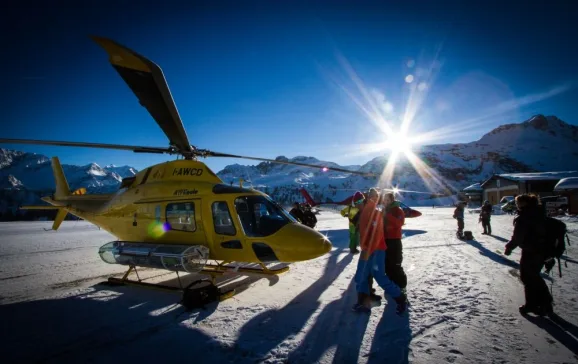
[{"xmin": 210, "ymin": 201, "xmax": 246, "ymax": 261}]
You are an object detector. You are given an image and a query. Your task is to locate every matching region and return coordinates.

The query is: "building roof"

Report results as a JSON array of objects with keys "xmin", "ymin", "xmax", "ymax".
[
  {"xmin": 481, "ymin": 171, "xmax": 578, "ymax": 188},
  {"xmin": 462, "ymin": 183, "xmax": 483, "ymax": 192},
  {"xmin": 554, "ymin": 177, "xmax": 578, "ymax": 191}
]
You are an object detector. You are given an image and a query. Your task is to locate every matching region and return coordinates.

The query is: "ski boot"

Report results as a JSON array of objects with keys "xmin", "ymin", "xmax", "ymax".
[
  {"xmin": 394, "ymin": 292, "xmax": 409, "ymax": 315},
  {"xmin": 519, "ymin": 304, "xmax": 541, "ymax": 316},
  {"xmin": 352, "ymin": 293, "xmax": 371, "ymax": 313},
  {"xmin": 369, "ymin": 287, "xmax": 382, "ymax": 302}
]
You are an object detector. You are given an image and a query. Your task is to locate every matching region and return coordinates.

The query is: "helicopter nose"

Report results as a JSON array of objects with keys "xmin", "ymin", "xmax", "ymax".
[{"xmin": 266, "ymin": 223, "xmax": 332, "ymax": 263}]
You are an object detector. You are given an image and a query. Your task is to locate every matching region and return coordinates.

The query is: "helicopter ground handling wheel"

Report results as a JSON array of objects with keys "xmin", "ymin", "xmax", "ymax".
[{"xmin": 106, "ymin": 262, "xmax": 289, "ymax": 311}]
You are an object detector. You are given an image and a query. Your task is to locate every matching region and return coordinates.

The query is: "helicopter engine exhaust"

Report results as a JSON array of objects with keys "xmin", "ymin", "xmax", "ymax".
[{"xmin": 98, "ymin": 242, "xmax": 209, "ymax": 273}]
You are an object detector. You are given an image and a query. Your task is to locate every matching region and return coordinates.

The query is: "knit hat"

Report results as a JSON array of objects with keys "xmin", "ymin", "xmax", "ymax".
[{"xmin": 353, "ymin": 191, "xmax": 365, "ymax": 205}]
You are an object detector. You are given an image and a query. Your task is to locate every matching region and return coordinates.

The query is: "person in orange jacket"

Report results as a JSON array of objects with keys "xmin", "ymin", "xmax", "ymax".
[
  {"xmin": 352, "ymin": 188, "xmax": 408, "ymax": 314},
  {"xmin": 382, "ymin": 192, "xmax": 407, "ymax": 293}
]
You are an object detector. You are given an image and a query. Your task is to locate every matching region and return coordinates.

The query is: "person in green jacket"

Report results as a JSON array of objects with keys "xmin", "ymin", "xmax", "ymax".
[{"xmin": 340, "ymin": 191, "xmax": 366, "ymax": 254}]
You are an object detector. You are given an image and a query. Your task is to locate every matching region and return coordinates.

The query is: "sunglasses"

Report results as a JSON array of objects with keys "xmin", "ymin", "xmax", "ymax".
[{"xmin": 354, "ymin": 199, "xmax": 364, "ymax": 205}]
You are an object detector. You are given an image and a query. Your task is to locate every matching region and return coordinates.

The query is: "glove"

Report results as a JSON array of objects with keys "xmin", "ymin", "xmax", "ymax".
[{"xmin": 504, "ymin": 247, "xmax": 512, "ymax": 256}]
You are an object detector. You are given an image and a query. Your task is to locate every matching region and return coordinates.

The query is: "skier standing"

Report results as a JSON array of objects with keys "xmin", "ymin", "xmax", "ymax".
[
  {"xmin": 480, "ymin": 200, "xmax": 492, "ymax": 235},
  {"xmin": 504, "ymin": 194, "xmax": 553, "ymax": 316},
  {"xmin": 340, "ymin": 191, "xmax": 365, "ymax": 254},
  {"xmin": 453, "ymin": 202, "xmax": 466, "ymax": 238},
  {"xmin": 382, "ymin": 192, "xmax": 407, "ymax": 294},
  {"xmin": 352, "ymin": 189, "xmax": 407, "ymax": 315}
]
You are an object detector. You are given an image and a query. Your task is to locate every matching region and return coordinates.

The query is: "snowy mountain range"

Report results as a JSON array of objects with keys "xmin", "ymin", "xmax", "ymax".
[{"xmin": 1, "ymin": 114, "xmax": 577, "ymax": 214}]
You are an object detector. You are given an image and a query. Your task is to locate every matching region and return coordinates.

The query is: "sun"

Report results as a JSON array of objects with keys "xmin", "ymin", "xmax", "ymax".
[{"xmin": 385, "ymin": 132, "xmax": 413, "ymax": 155}]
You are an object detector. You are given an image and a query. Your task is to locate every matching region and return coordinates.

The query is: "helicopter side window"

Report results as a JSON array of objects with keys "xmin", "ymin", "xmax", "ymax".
[
  {"xmin": 212, "ymin": 201, "xmax": 236, "ymax": 236},
  {"xmin": 234, "ymin": 196, "xmax": 291, "ymax": 237},
  {"xmin": 166, "ymin": 202, "xmax": 196, "ymax": 232}
]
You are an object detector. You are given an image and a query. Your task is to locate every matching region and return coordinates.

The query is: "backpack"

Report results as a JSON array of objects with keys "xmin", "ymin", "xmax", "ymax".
[
  {"xmin": 181, "ymin": 279, "xmax": 219, "ymax": 310},
  {"xmin": 543, "ymin": 216, "xmax": 571, "ymax": 277}
]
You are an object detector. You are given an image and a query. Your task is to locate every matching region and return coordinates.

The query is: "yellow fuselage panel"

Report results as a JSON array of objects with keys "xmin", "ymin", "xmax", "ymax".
[{"xmin": 135, "ymin": 160, "xmax": 223, "ymax": 186}]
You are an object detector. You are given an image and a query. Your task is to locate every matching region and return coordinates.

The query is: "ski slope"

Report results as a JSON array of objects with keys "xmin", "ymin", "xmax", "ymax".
[{"xmin": 0, "ymin": 209, "xmax": 577, "ymax": 363}]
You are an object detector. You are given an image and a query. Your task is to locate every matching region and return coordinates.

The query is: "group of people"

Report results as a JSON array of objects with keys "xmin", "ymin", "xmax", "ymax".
[
  {"xmin": 341, "ymin": 189, "xmax": 409, "ymax": 315},
  {"xmin": 453, "ymin": 195, "xmax": 556, "ymax": 316},
  {"xmin": 317, "ymin": 188, "xmax": 557, "ymax": 317},
  {"xmin": 452, "ymin": 199, "xmax": 493, "ymax": 238},
  {"xmin": 289, "ymin": 202, "xmax": 317, "ymax": 229}
]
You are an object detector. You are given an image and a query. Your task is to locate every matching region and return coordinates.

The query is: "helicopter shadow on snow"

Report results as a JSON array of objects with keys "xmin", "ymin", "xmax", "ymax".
[{"xmin": 0, "ymin": 276, "xmax": 255, "ymax": 364}]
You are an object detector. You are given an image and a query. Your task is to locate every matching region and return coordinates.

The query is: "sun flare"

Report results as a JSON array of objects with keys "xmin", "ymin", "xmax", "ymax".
[{"xmin": 385, "ymin": 132, "xmax": 413, "ymax": 155}]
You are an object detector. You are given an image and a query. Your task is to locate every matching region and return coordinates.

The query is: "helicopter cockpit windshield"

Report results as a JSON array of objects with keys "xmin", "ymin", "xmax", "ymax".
[{"xmin": 234, "ymin": 195, "xmax": 295, "ymax": 237}]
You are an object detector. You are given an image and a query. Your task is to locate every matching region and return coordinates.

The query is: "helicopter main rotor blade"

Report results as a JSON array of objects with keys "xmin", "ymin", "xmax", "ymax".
[
  {"xmin": 0, "ymin": 138, "xmax": 169, "ymax": 154},
  {"xmin": 205, "ymin": 151, "xmax": 376, "ymax": 177},
  {"xmin": 91, "ymin": 36, "xmax": 194, "ymax": 158}
]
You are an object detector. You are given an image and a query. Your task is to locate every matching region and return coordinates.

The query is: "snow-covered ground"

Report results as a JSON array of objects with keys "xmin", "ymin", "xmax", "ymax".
[{"xmin": 1, "ymin": 209, "xmax": 577, "ymax": 363}]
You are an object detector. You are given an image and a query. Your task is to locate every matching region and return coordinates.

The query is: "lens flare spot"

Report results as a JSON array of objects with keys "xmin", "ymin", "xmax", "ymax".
[
  {"xmin": 322, "ymin": 167, "xmax": 329, "ymax": 172},
  {"xmin": 405, "ymin": 74, "xmax": 414, "ymax": 83},
  {"xmin": 384, "ymin": 102, "xmax": 394, "ymax": 113},
  {"xmin": 407, "ymin": 59, "xmax": 415, "ymax": 68},
  {"xmin": 148, "ymin": 221, "xmax": 167, "ymax": 239},
  {"xmin": 418, "ymin": 82, "xmax": 428, "ymax": 91}
]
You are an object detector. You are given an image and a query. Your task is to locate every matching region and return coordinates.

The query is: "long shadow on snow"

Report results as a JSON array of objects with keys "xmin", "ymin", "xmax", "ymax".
[
  {"xmin": 523, "ymin": 313, "xmax": 578, "ymax": 356},
  {"xmin": 490, "ymin": 235, "xmax": 510, "ymax": 243},
  {"xmin": 366, "ymin": 296, "xmax": 412, "ymax": 364},
  {"xmin": 463, "ymin": 239, "xmax": 553, "ymax": 282},
  {"xmin": 0, "ymin": 274, "xmax": 273, "ymax": 364},
  {"xmin": 318, "ymin": 228, "xmax": 350, "ymax": 249},
  {"xmin": 235, "ymin": 248, "xmax": 354, "ymax": 361},
  {"xmin": 405, "ymin": 242, "xmax": 466, "ymax": 250},
  {"xmin": 287, "ymin": 279, "xmax": 370, "ymax": 363},
  {"xmin": 402, "ymin": 229, "xmax": 427, "ymax": 238},
  {"xmin": 561, "ymin": 255, "xmax": 578, "ymax": 265}
]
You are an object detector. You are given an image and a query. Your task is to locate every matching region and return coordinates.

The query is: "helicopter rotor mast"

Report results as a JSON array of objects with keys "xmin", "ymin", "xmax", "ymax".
[{"xmin": 0, "ymin": 36, "xmax": 376, "ymax": 178}]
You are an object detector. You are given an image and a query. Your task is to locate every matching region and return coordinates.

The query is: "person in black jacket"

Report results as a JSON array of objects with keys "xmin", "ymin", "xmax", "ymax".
[
  {"xmin": 504, "ymin": 194, "xmax": 553, "ymax": 316},
  {"xmin": 289, "ymin": 202, "xmax": 305, "ymax": 223},
  {"xmin": 302, "ymin": 204, "xmax": 317, "ymax": 228},
  {"xmin": 480, "ymin": 200, "xmax": 493, "ymax": 235}
]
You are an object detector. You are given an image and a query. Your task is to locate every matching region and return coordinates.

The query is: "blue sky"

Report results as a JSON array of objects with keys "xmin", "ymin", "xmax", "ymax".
[{"xmin": 1, "ymin": 1, "xmax": 576, "ymax": 173}]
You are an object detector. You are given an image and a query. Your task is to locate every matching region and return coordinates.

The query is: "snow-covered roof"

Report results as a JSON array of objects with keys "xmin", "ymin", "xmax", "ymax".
[
  {"xmin": 462, "ymin": 183, "xmax": 483, "ymax": 192},
  {"xmin": 554, "ymin": 177, "xmax": 578, "ymax": 191},
  {"xmin": 497, "ymin": 171, "xmax": 578, "ymax": 181},
  {"xmin": 481, "ymin": 172, "xmax": 578, "ymax": 188}
]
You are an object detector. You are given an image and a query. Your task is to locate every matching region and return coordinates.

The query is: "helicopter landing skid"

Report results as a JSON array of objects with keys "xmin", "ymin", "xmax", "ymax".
[
  {"xmin": 105, "ymin": 265, "xmax": 236, "ymax": 309},
  {"xmin": 200, "ymin": 261, "xmax": 290, "ymax": 280},
  {"xmin": 105, "ymin": 263, "xmax": 288, "ymax": 310}
]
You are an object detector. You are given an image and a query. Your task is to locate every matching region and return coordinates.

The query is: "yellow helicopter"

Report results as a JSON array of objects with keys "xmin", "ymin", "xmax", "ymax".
[{"xmin": 0, "ymin": 36, "xmax": 373, "ymax": 305}]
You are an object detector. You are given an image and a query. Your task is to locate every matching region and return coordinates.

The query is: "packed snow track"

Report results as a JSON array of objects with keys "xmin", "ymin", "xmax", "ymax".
[{"xmin": 0, "ymin": 208, "xmax": 577, "ymax": 363}]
